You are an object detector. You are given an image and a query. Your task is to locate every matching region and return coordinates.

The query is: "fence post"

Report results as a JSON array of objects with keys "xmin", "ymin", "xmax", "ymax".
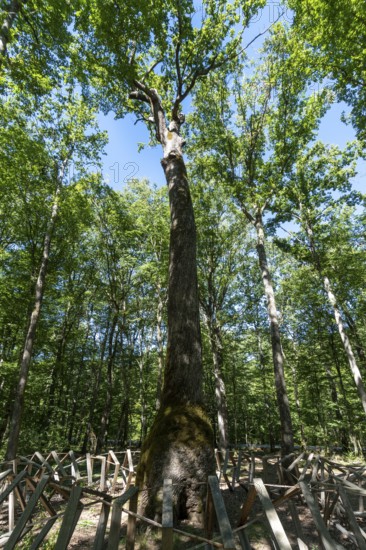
[
  {"xmin": 126, "ymin": 488, "xmax": 138, "ymax": 550},
  {"xmin": 54, "ymin": 485, "xmax": 84, "ymax": 550},
  {"xmin": 107, "ymin": 485, "xmax": 139, "ymax": 550},
  {"xmin": 207, "ymin": 475, "xmax": 235, "ymax": 550},
  {"xmin": 5, "ymin": 476, "xmax": 49, "ymax": 549},
  {"xmin": 86, "ymin": 453, "xmax": 93, "ymax": 485}
]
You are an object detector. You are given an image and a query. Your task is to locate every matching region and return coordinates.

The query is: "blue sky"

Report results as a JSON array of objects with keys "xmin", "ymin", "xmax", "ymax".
[{"xmin": 96, "ymin": 2, "xmax": 366, "ymax": 196}]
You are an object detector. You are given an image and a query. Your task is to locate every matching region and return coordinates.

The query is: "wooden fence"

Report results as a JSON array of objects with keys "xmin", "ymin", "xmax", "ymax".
[{"xmin": 1, "ymin": 449, "xmax": 366, "ymax": 549}]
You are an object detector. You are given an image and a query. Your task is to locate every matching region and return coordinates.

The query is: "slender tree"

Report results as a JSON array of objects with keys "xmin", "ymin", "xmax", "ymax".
[
  {"xmin": 4, "ymin": 92, "xmax": 106, "ymax": 459},
  {"xmin": 188, "ymin": 25, "xmax": 331, "ymax": 461},
  {"xmin": 274, "ymin": 141, "xmax": 366, "ymax": 421}
]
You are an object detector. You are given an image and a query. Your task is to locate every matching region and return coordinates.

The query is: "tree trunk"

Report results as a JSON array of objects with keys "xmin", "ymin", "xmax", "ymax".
[
  {"xmin": 253, "ymin": 211, "xmax": 294, "ymax": 461},
  {"xmin": 43, "ymin": 302, "xmax": 71, "ymax": 430},
  {"xmin": 133, "ymin": 86, "xmax": 214, "ymax": 524},
  {"xmin": 96, "ymin": 313, "xmax": 118, "ymax": 453},
  {"xmin": 81, "ymin": 322, "xmax": 109, "ymax": 453},
  {"xmin": 304, "ymin": 219, "xmax": 366, "ymax": 419},
  {"xmin": 343, "ymin": 309, "xmax": 366, "ymax": 373},
  {"xmin": 323, "ymin": 276, "xmax": 366, "ymax": 416},
  {"xmin": 5, "ymin": 183, "xmax": 60, "ymax": 460},
  {"xmin": 204, "ymin": 314, "xmax": 229, "ymax": 451},
  {"xmin": 256, "ymin": 327, "xmax": 276, "ymax": 451}
]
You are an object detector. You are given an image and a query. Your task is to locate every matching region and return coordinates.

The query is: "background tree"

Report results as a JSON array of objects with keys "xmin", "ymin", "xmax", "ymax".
[
  {"xmin": 1, "ymin": 89, "xmax": 106, "ymax": 459},
  {"xmin": 273, "ymin": 141, "xmax": 366, "ymax": 433},
  {"xmin": 188, "ymin": 24, "xmax": 331, "ymax": 462}
]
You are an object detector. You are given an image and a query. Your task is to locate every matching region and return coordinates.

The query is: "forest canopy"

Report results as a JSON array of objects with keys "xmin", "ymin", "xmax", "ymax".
[{"xmin": 0, "ymin": 0, "xmax": 366, "ymax": 473}]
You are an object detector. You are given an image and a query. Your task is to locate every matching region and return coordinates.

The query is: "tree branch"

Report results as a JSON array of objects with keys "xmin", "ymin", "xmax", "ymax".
[{"xmin": 141, "ymin": 58, "xmax": 163, "ymax": 82}]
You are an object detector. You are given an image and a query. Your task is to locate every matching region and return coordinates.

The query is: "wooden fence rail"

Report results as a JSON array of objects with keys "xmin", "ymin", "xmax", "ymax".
[{"xmin": 1, "ymin": 449, "xmax": 366, "ymax": 549}]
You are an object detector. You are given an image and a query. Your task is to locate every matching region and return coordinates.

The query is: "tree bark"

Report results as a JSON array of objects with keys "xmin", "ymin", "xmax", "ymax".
[
  {"xmin": 161, "ymin": 151, "xmax": 203, "ymax": 405},
  {"xmin": 203, "ymin": 313, "xmax": 229, "ymax": 451},
  {"xmin": 132, "ymin": 85, "xmax": 214, "ymax": 523},
  {"xmin": 303, "ymin": 218, "xmax": 366, "ymax": 419},
  {"xmin": 323, "ymin": 276, "xmax": 366, "ymax": 416},
  {"xmin": 253, "ymin": 211, "xmax": 294, "ymax": 460},
  {"xmin": 96, "ymin": 313, "xmax": 118, "ymax": 453},
  {"xmin": 5, "ymin": 182, "xmax": 61, "ymax": 460},
  {"xmin": 256, "ymin": 326, "xmax": 276, "ymax": 451}
]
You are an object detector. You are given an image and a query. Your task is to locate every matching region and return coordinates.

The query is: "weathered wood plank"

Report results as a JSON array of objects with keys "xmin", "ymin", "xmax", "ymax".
[
  {"xmin": 94, "ymin": 456, "xmax": 107, "ymax": 491},
  {"xmin": 237, "ymin": 529, "xmax": 251, "ymax": 550},
  {"xmin": 69, "ymin": 451, "xmax": 81, "ymax": 480},
  {"xmin": 34, "ymin": 452, "xmax": 53, "ymax": 476},
  {"xmin": 162, "ymin": 479, "xmax": 173, "ymax": 550},
  {"xmin": 334, "ymin": 523, "xmax": 357, "ymax": 545},
  {"xmin": 107, "ymin": 485, "xmax": 139, "ymax": 550},
  {"xmin": 126, "ymin": 486, "xmax": 138, "ymax": 550},
  {"xmin": 4, "ymin": 476, "xmax": 49, "ymax": 550},
  {"xmin": 299, "ymin": 481, "xmax": 345, "ymax": 550},
  {"xmin": 253, "ymin": 478, "xmax": 292, "ymax": 550},
  {"xmin": 287, "ymin": 499, "xmax": 304, "ymax": 540},
  {"xmin": 234, "ymin": 450, "xmax": 243, "ymax": 487},
  {"xmin": 215, "ymin": 449, "xmax": 222, "ymax": 480},
  {"xmin": 125, "ymin": 449, "xmax": 134, "ymax": 489},
  {"xmin": 335, "ymin": 476, "xmax": 366, "ymax": 496},
  {"xmin": 51, "ymin": 451, "xmax": 68, "ymax": 479},
  {"xmin": 323, "ymin": 491, "xmax": 339, "ymax": 525},
  {"xmin": 86, "ymin": 453, "xmax": 93, "ymax": 485},
  {"xmin": 108, "ymin": 450, "xmax": 120, "ymax": 491},
  {"xmin": 337, "ymin": 483, "xmax": 366, "ymax": 549},
  {"xmin": 248, "ymin": 453, "xmax": 255, "ymax": 484},
  {"xmin": 8, "ymin": 487, "xmax": 14, "ymax": 532},
  {"xmin": 29, "ymin": 516, "xmax": 58, "ymax": 550},
  {"xmin": 208, "ymin": 475, "xmax": 235, "ymax": 550},
  {"xmin": 0, "ymin": 469, "xmax": 12, "ymax": 483},
  {"xmin": 54, "ymin": 485, "xmax": 83, "ymax": 550},
  {"xmin": 298, "ymin": 453, "xmax": 314, "ymax": 482},
  {"xmin": 287, "ymin": 452, "xmax": 305, "ymax": 473},
  {"xmin": 92, "ymin": 501, "xmax": 110, "ymax": 550},
  {"xmin": 25, "ymin": 477, "xmax": 56, "ymax": 517},
  {"xmin": 310, "ymin": 455, "xmax": 320, "ymax": 484},
  {"xmin": 237, "ymin": 485, "xmax": 257, "ymax": 526},
  {"xmin": 272, "ymin": 484, "xmax": 300, "ymax": 507},
  {"xmin": 0, "ymin": 470, "xmax": 27, "ymax": 505}
]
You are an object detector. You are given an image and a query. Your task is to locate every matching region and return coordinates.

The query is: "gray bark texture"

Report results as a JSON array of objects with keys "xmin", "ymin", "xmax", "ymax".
[
  {"xmin": 203, "ymin": 311, "xmax": 229, "ymax": 451},
  {"xmin": 304, "ymin": 219, "xmax": 366, "ymax": 419},
  {"xmin": 323, "ymin": 276, "xmax": 366, "ymax": 416},
  {"xmin": 131, "ymin": 84, "xmax": 214, "ymax": 523},
  {"xmin": 253, "ymin": 211, "xmax": 294, "ymax": 460}
]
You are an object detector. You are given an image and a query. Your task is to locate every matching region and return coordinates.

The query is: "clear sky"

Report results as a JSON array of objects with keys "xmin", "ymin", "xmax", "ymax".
[{"xmin": 96, "ymin": 3, "xmax": 366, "ymax": 196}]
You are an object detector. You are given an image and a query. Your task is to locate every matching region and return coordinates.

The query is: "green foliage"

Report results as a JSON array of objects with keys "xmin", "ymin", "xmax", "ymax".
[
  {"xmin": 288, "ymin": 0, "xmax": 366, "ymax": 140},
  {"xmin": 1, "ymin": 1, "xmax": 365, "ymax": 459}
]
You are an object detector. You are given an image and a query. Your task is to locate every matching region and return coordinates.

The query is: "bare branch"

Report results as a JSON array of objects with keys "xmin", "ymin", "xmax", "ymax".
[
  {"xmin": 141, "ymin": 58, "xmax": 163, "ymax": 82},
  {"xmin": 131, "ymin": 79, "xmax": 167, "ymax": 144}
]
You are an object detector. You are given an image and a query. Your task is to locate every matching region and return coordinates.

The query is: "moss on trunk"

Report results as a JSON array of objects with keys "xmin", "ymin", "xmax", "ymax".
[{"xmin": 136, "ymin": 404, "xmax": 215, "ymax": 524}]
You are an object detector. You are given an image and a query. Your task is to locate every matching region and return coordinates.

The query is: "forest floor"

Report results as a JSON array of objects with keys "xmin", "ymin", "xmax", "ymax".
[{"xmin": 3, "ymin": 454, "xmax": 364, "ymax": 549}]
